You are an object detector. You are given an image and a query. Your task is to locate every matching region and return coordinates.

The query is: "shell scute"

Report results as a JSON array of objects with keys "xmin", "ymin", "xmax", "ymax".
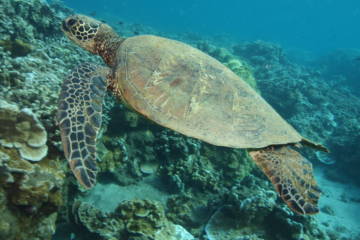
[{"xmin": 115, "ymin": 35, "xmax": 302, "ymax": 148}]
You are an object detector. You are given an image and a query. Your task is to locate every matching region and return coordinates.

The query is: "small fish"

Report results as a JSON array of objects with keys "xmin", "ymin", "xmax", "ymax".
[
  {"xmin": 117, "ymin": 21, "xmax": 124, "ymax": 25},
  {"xmin": 133, "ymin": 31, "xmax": 139, "ymax": 35},
  {"xmin": 89, "ymin": 11, "xmax": 96, "ymax": 17},
  {"xmin": 100, "ymin": 20, "xmax": 107, "ymax": 23}
]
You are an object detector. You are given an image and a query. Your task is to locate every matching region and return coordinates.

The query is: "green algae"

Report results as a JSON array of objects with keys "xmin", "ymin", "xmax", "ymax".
[{"xmin": 0, "ymin": 39, "xmax": 32, "ymax": 57}]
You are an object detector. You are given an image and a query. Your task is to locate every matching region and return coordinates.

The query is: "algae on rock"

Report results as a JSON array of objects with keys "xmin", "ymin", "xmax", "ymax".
[
  {"xmin": 0, "ymin": 0, "xmax": 62, "ymax": 41},
  {"xmin": 74, "ymin": 199, "xmax": 195, "ymax": 240},
  {"xmin": 0, "ymin": 146, "xmax": 65, "ymax": 240},
  {"xmin": 0, "ymin": 39, "xmax": 32, "ymax": 57}
]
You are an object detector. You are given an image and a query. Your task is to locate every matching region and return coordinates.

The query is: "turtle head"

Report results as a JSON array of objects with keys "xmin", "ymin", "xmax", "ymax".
[
  {"xmin": 61, "ymin": 15, "xmax": 104, "ymax": 53},
  {"xmin": 62, "ymin": 15, "xmax": 123, "ymax": 66}
]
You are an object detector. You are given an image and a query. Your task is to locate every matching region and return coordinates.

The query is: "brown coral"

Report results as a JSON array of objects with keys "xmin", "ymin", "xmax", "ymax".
[
  {"xmin": 0, "ymin": 99, "xmax": 48, "ymax": 161},
  {"xmin": 0, "ymin": 146, "xmax": 65, "ymax": 240},
  {"xmin": 74, "ymin": 199, "xmax": 195, "ymax": 240}
]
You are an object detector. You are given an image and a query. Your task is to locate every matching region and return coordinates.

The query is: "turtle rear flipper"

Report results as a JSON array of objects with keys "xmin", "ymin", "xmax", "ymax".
[
  {"xmin": 57, "ymin": 63, "xmax": 109, "ymax": 188},
  {"xmin": 249, "ymin": 146, "xmax": 320, "ymax": 215}
]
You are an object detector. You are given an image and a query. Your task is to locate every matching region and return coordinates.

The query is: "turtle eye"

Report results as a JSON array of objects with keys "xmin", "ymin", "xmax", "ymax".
[{"xmin": 67, "ymin": 18, "xmax": 77, "ymax": 26}]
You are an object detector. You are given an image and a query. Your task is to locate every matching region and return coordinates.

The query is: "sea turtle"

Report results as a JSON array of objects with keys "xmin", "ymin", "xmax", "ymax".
[{"xmin": 57, "ymin": 14, "xmax": 328, "ymax": 215}]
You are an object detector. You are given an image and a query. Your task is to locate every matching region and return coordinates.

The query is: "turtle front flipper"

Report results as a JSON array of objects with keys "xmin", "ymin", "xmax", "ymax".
[
  {"xmin": 249, "ymin": 146, "xmax": 320, "ymax": 215},
  {"xmin": 57, "ymin": 63, "xmax": 109, "ymax": 188}
]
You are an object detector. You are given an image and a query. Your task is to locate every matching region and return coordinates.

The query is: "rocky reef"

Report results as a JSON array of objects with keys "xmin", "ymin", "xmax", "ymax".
[
  {"xmin": 1, "ymin": 0, "xmax": 359, "ymax": 240},
  {"xmin": 0, "ymin": 99, "xmax": 49, "ymax": 161},
  {"xmin": 0, "ymin": 0, "xmax": 93, "ymax": 239},
  {"xmin": 0, "ymin": 127, "xmax": 64, "ymax": 240},
  {"xmin": 315, "ymin": 48, "xmax": 360, "ymax": 96},
  {"xmin": 72, "ymin": 199, "xmax": 195, "ymax": 240}
]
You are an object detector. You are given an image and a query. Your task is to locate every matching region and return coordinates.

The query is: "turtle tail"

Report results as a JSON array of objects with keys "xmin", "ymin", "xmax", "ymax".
[
  {"xmin": 249, "ymin": 145, "xmax": 320, "ymax": 215},
  {"xmin": 57, "ymin": 63, "xmax": 109, "ymax": 188}
]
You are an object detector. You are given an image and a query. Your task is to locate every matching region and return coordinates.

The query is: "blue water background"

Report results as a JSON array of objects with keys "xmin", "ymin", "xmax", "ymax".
[{"xmin": 62, "ymin": 0, "xmax": 360, "ymax": 54}]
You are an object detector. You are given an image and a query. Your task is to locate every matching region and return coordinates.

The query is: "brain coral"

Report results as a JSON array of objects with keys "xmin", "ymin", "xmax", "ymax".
[{"xmin": 0, "ymin": 99, "xmax": 48, "ymax": 161}]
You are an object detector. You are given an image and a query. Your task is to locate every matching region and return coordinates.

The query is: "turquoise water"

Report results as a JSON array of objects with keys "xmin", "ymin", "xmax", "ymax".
[{"xmin": 63, "ymin": 0, "xmax": 360, "ymax": 54}]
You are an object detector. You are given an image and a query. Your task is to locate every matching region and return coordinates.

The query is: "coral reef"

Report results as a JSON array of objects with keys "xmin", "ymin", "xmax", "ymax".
[
  {"xmin": 0, "ymin": 39, "xmax": 32, "ymax": 57},
  {"xmin": 0, "ymin": 145, "xmax": 65, "ymax": 240},
  {"xmin": 0, "ymin": 0, "xmax": 99, "ymax": 150},
  {"xmin": 0, "ymin": 99, "xmax": 48, "ymax": 161},
  {"xmin": 0, "ymin": 0, "xmax": 62, "ymax": 41},
  {"xmin": 315, "ymin": 48, "xmax": 360, "ymax": 96},
  {"xmin": 204, "ymin": 178, "xmax": 330, "ymax": 240},
  {"xmin": 0, "ymin": 1, "xmax": 88, "ymax": 239},
  {"xmin": 74, "ymin": 199, "xmax": 195, "ymax": 240}
]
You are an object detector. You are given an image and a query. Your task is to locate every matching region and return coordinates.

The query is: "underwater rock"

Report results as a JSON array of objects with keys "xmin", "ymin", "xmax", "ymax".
[
  {"xmin": 119, "ymin": 200, "xmax": 165, "ymax": 238},
  {"xmin": 204, "ymin": 195, "xmax": 326, "ymax": 240},
  {"xmin": 74, "ymin": 199, "xmax": 195, "ymax": 240},
  {"xmin": 0, "ymin": 82, "xmax": 64, "ymax": 240},
  {"xmin": 166, "ymin": 193, "xmax": 216, "ymax": 237},
  {"xmin": 0, "ymin": 99, "xmax": 48, "ymax": 161},
  {"xmin": 154, "ymin": 130, "xmax": 257, "ymax": 236},
  {"xmin": 171, "ymin": 224, "xmax": 195, "ymax": 240},
  {"xmin": 0, "ymin": 145, "xmax": 65, "ymax": 240},
  {"xmin": 97, "ymin": 137, "xmax": 124, "ymax": 173},
  {"xmin": 48, "ymin": 0, "xmax": 75, "ymax": 20},
  {"xmin": 205, "ymin": 205, "xmax": 267, "ymax": 240},
  {"xmin": 96, "ymin": 132, "xmax": 155, "ymax": 185},
  {"xmin": 233, "ymin": 40, "xmax": 289, "ymax": 66},
  {"xmin": 209, "ymin": 175, "xmax": 334, "ymax": 240},
  {"xmin": 0, "ymin": 151, "xmax": 13, "ymax": 183},
  {"xmin": 158, "ymin": 133, "xmax": 255, "ymax": 194},
  {"xmin": 75, "ymin": 201, "xmax": 124, "ymax": 239},
  {"xmin": 315, "ymin": 48, "xmax": 360, "ymax": 95},
  {"xmin": 0, "ymin": 39, "xmax": 33, "ymax": 57},
  {"xmin": 237, "ymin": 190, "xmax": 277, "ymax": 225},
  {"xmin": 124, "ymin": 111, "xmax": 140, "ymax": 128},
  {"xmin": 0, "ymin": 0, "xmax": 100, "ymax": 156},
  {"xmin": 0, "ymin": 0, "xmax": 63, "ymax": 41}
]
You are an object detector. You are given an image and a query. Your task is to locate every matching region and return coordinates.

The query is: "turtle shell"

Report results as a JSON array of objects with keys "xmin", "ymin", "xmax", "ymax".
[{"xmin": 114, "ymin": 35, "xmax": 302, "ymax": 149}]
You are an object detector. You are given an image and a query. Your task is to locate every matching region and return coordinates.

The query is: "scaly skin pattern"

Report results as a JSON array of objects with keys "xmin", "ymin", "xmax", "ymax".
[
  {"xmin": 57, "ymin": 63, "xmax": 109, "ymax": 188},
  {"xmin": 250, "ymin": 146, "xmax": 320, "ymax": 214}
]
